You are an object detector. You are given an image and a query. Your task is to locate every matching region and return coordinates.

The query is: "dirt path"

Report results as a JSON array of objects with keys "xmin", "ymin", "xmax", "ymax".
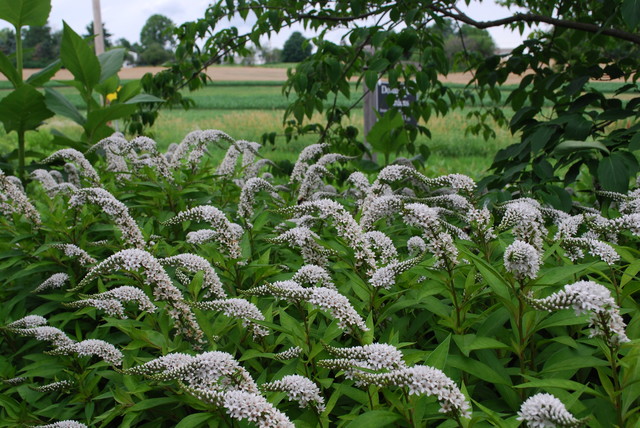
[{"xmin": 10, "ymin": 66, "xmax": 527, "ymax": 84}]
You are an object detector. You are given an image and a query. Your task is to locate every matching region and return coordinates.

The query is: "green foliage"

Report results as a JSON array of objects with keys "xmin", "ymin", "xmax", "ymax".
[
  {"xmin": 0, "ymin": 130, "xmax": 639, "ymax": 426},
  {"xmin": 145, "ymin": 0, "xmax": 639, "ymax": 200}
]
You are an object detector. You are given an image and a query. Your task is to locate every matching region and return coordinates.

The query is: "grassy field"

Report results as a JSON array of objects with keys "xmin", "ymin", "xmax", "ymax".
[{"xmin": 0, "ymin": 78, "xmax": 631, "ymax": 179}]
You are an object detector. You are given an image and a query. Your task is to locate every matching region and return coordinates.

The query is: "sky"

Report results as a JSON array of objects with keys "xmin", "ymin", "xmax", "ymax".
[{"xmin": 0, "ymin": 0, "xmax": 535, "ymax": 49}]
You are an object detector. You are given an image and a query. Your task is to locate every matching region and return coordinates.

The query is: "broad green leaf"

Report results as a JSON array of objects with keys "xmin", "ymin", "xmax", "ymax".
[
  {"xmin": 453, "ymin": 335, "xmax": 509, "ymax": 357},
  {"xmin": 553, "ymin": 140, "xmax": 609, "ymax": 155},
  {"xmin": 598, "ymin": 153, "xmax": 630, "ymax": 193},
  {"xmin": 128, "ymin": 397, "xmax": 179, "ymax": 412},
  {"xmin": 175, "ymin": 413, "xmax": 215, "ymax": 427},
  {"xmin": 0, "ymin": 0, "xmax": 51, "ymax": 28},
  {"xmin": 536, "ymin": 263, "xmax": 593, "ymax": 286},
  {"xmin": 425, "ymin": 334, "xmax": 450, "ymax": 369},
  {"xmin": 541, "ymin": 356, "xmax": 609, "ymax": 374},
  {"xmin": 98, "ymin": 48, "xmax": 125, "ymax": 83},
  {"xmin": 60, "ymin": 21, "xmax": 101, "ymax": 91},
  {"xmin": 366, "ymin": 110, "xmax": 408, "ymax": 157},
  {"xmin": 345, "ymin": 410, "xmax": 402, "ymax": 427},
  {"xmin": 25, "ymin": 59, "xmax": 61, "ymax": 87},
  {"xmin": 622, "ymin": 0, "xmax": 640, "ymax": 29},
  {"xmin": 448, "ymin": 355, "xmax": 511, "ymax": 385},
  {"xmin": 44, "ymin": 87, "xmax": 86, "ymax": 125},
  {"xmin": 0, "ymin": 84, "xmax": 53, "ymax": 134},
  {"xmin": 0, "ymin": 51, "xmax": 19, "ymax": 87},
  {"xmin": 84, "ymin": 103, "xmax": 137, "ymax": 138},
  {"xmin": 515, "ymin": 378, "xmax": 601, "ymax": 397}
]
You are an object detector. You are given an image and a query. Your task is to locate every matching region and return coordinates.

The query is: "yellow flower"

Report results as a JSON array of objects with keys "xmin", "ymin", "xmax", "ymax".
[{"xmin": 106, "ymin": 86, "xmax": 122, "ymax": 103}]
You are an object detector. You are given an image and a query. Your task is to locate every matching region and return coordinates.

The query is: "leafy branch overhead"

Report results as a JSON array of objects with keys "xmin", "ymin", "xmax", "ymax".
[{"xmin": 147, "ymin": 0, "xmax": 640, "ymax": 203}]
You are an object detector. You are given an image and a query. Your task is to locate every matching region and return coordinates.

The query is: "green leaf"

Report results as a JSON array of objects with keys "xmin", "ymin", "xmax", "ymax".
[
  {"xmin": 0, "ymin": 0, "xmax": 51, "ymax": 29},
  {"xmin": 541, "ymin": 356, "xmax": 609, "ymax": 374},
  {"xmin": 453, "ymin": 335, "xmax": 509, "ymax": 357},
  {"xmin": 553, "ymin": 140, "xmax": 609, "ymax": 155},
  {"xmin": 60, "ymin": 21, "xmax": 101, "ymax": 92},
  {"xmin": 124, "ymin": 93, "xmax": 164, "ymax": 104},
  {"xmin": 0, "ymin": 84, "xmax": 53, "ymax": 134},
  {"xmin": 345, "ymin": 410, "xmax": 402, "ymax": 427},
  {"xmin": 515, "ymin": 378, "xmax": 600, "ymax": 397},
  {"xmin": 448, "ymin": 355, "xmax": 511, "ymax": 385},
  {"xmin": 622, "ymin": 0, "xmax": 640, "ymax": 29},
  {"xmin": 425, "ymin": 334, "xmax": 450, "ymax": 369},
  {"xmin": 0, "ymin": 51, "xmax": 20, "ymax": 87},
  {"xmin": 128, "ymin": 397, "xmax": 178, "ymax": 412},
  {"xmin": 175, "ymin": 413, "xmax": 215, "ymax": 428},
  {"xmin": 98, "ymin": 48, "xmax": 125, "ymax": 82},
  {"xmin": 44, "ymin": 87, "xmax": 86, "ymax": 125},
  {"xmin": 25, "ymin": 59, "xmax": 61, "ymax": 87},
  {"xmin": 598, "ymin": 153, "xmax": 630, "ymax": 193},
  {"xmin": 84, "ymin": 104, "xmax": 137, "ymax": 138},
  {"xmin": 366, "ymin": 110, "xmax": 408, "ymax": 157}
]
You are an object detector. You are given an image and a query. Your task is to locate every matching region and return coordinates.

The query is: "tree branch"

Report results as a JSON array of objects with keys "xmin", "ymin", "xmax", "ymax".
[{"xmin": 431, "ymin": 6, "xmax": 640, "ymax": 46}]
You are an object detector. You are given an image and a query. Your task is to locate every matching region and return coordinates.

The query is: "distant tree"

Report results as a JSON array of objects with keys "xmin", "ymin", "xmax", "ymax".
[
  {"xmin": 140, "ymin": 14, "xmax": 175, "ymax": 49},
  {"xmin": 281, "ymin": 31, "xmax": 311, "ymax": 62},
  {"xmin": 0, "ymin": 28, "xmax": 15, "ymax": 55},
  {"xmin": 444, "ymin": 24, "xmax": 496, "ymax": 70},
  {"xmin": 138, "ymin": 42, "xmax": 173, "ymax": 65},
  {"xmin": 84, "ymin": 21, "xmax": 113, "ymax": 49},
  {"xmin": 22, "ymin": 24, "xmax": 59, "ymax": 67}
]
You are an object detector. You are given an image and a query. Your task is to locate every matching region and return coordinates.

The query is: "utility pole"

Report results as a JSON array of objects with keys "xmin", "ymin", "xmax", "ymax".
[{"xmin": 92, "ymin": 0, "xmax": 105, "ymax": 55}]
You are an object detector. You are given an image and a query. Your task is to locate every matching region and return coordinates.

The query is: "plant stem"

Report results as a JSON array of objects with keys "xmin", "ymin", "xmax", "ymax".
[
  {"xmin": 17, "ymin": 130, "xmax": 25, "ymax": 181},
  {"xmin": 15, "ymin": 27, "xmax": 23, "ymax": 83}
]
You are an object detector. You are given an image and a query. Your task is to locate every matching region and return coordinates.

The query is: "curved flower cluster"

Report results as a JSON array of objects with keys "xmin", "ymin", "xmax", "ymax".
[
  {"xmin": 517, "ymin": 393, "xmax": 582, "ymax": 427},
  {"xmin": 284, "ymin": 199, "xmax": 377, "ymax": 270},
  {"xmin": 168, "ymin": 129, "xmax": 233, "ymax": 170},
  {"xmin": 499, "ymin": 200, "xmax": 546, "ymax": 251},
  {"xmin": 290, "ymin": 143, "xmax": 328, "ymax": 183},
  {"xmin": 189, "ymin": 387, "xmax": 294, "ymax": 428},
  {"xmin": 2, "ymin": 377, "xmax": 27, "ymax": 385},
  {"xmin": 245, "ymin": 281, "xmax": 368, "ymax": 333},
  {"xmin": 49, "ymin": 339, "xmax": 123, "ymax": 366},
  {"xmin": 504, "ymin": 240, "xmax": 541, "ymax": 280},
  {"xmin": 321, "ymin": 343, "xmax": 406, "ymax": 372},
  {"xmin": 407, "ymin": 236, "xmax": 426, "ymax": 255},
  {"xmin": 69, "ymin": 188, "xmax": 146, "ymax": 249},
  {"xmin": 192, "ymin": 298, "xmax": 268, "ymax": 338},
  {"xmin": 291, "ymin": 264, "xmax": 336, "ymax": 289},
  {"xmin": 360, "ymin": 195, "xmax": 405, "ymax": 231},
  {"xmin": 124, "ymin": 351, "xmax": 292, "ymax": 425},
  {"xmin": 42, "ymin": 149, "xmax": 100, "ymax": 186},
  {"xmin": 79, "ymin": 249, "xmax": 203, "ymax": 343},
  {"xmin": 363, "ymin": 231, "xmax": 398, "ymax": 265},
  {"xmin": 403, "ymin": 203, "xmax": 458, "ymax": 267},
  {"xmin": 238, "ymin": 177, "xmax": 282, "ymax": 220},
  {"xmin": 69, "ymin": 286, "xmax": 156, "ymax": 318},
  {"xmin": 561, "ymin": 237, "xmax": 619, "ymax": 265},
  {"xmin": 4, "ymin": 315, "xmax": 48, "ymax": 329},
  {"xmin": 51, "ymin": 244, "xmax": 96, "ymax": 265},
  {"xmin": 0, "ymin": 169, "xmax": 41, "ymax": 225},
  {"xmin": 527, "ymin": 281, "xmax": 629, "ymax": 345},
  {"xmin": 273, "ymin": 347, "xmax": 302, "ymax": 360},
  {"xmin": 31, "ymin": 169, "xmax": 76, "ymax": 197},
  {"xmin": 322, "ymin": 350, "xmax": 471, "ymax": 420},
  {"xmin": 369, "ymin": 257, "xmax": 422, "ymax": 289},
  {"xmin": 7, "ymin": 318, "xmax": 121, "ymax": 365},
  {"xmin": 30, "ymin": 380, "xmax": 74, "ymax": 392},
  {"xmin": 160, "ymin": 254, "xmax": 226, "ymax": 298},
  {"xmin": 262, "ymin": 375, "xmax": 325, "ymax": 412},
  {"xmin": 33, "ymin": 273, "xmax": 69, "ymax": 293},
  {"xmin": 271, "ymin": 227, "xmax": 331, "ymax": 266},
  {"xmin": 33, "ymin": 421, "xmax": 88, "ymax": 428},
  {"xmin": 163, "ymin": 206, "xmax": 242, "ymax": 258},
  {"xmin": 297, "ymin": 164, "xmax": 334, "ymax": 202}
]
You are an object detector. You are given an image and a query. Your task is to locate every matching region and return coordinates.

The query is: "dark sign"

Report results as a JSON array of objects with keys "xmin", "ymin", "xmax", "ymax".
[{"xmin": 375, "ymin": 82, "xmax": 417, "ymax": 126}]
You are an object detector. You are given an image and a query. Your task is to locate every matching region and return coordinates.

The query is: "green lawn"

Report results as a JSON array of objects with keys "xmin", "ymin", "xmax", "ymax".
[{"xmin": 2, "ymin": 77, "xmax": 629, "ymax": 179}]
